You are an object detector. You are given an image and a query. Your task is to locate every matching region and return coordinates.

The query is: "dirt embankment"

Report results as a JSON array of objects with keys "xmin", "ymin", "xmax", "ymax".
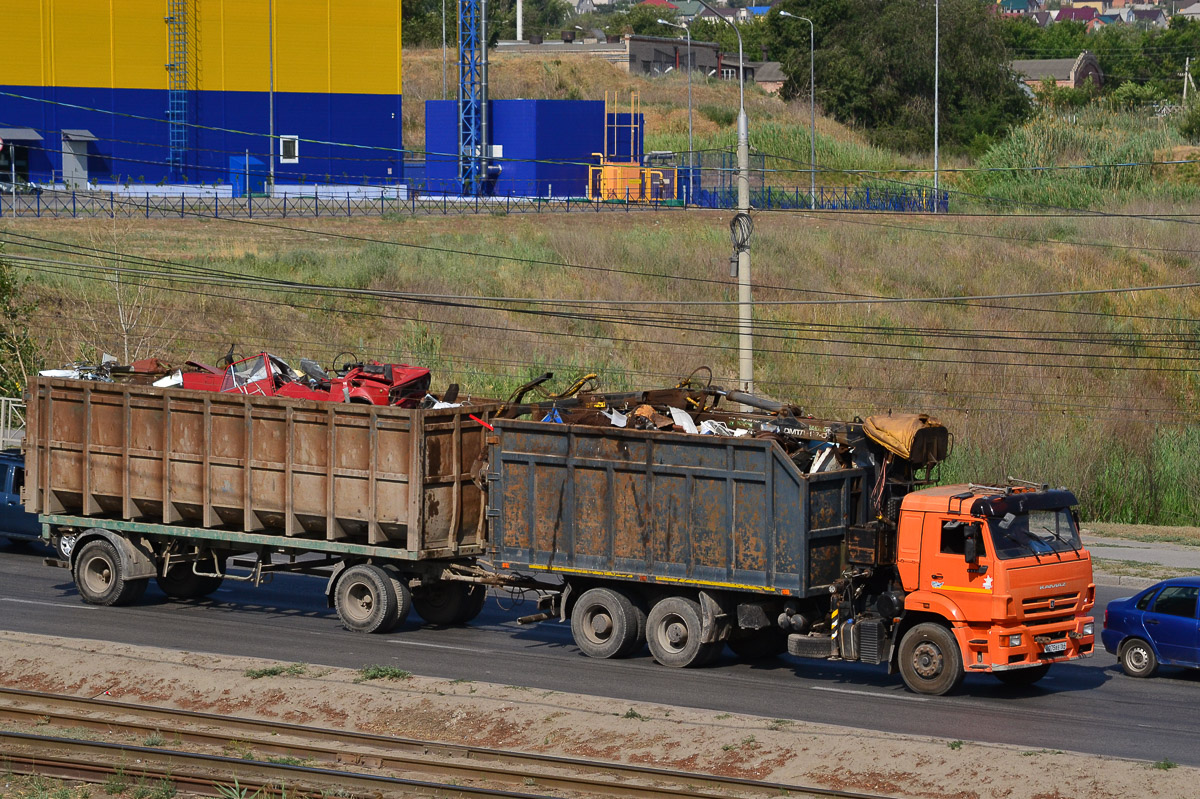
[{"xmin": 1, "ymin": 631, "xmax": 1195, "ymax": 799}]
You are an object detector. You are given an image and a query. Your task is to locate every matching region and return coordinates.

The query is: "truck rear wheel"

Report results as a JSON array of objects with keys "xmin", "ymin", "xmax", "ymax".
[
  {"xmin": 571, "ymin": 587, "xmax": 644, "ymax": 659},
  {"xmin": 646, "ymin": 596, "xmax": 721, "ymax": 668},
  {"xmin": 335, "ymin": 564, "xmax": 400, "ymax": 633},
  {"xmin": 73, "ymin": 539, "xmax": 148, "ymax": 607},
  {"xmin": 898, "ymin": 622, "xmax": 965, "ymax": 696},
  {"xmin": 993, "ymin": 664, "xmax": 1050, "ymax": 688},
  {"xmin": 412, "ymin": 582, "xmax": 485, "ymax": 626},
  {"xmin": 156, "ymin": 563, "xmax": 224, "ymax": 599}
]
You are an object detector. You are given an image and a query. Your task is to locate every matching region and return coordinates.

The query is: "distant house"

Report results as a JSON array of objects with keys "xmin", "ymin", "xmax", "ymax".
[
  {"xmin": 739, "ymin": 6, "xmax": 772, "ymax": 21},
  {"xmin": 1011, "ymin": 51, "xmax": 1103, "ymax": 90},
  {"xmin": 1127, "ymin": 8, "xmax": 1168, "ymax": 28},
  {"xmin": 752, "ymin": 61, "xmax": 786, "ymax": 94},
  {"xmin": 1055, "ymin": 7, "xmax": 1097, "ymax": 23},
  {"xmin": 1181, "ymin": 1, "xmax": 1200, "ymax": 18},
  {"xmin": 1087, "ymin": 13, "xmax": 1120, "ymax": 31},
  {"xmin": 1030, "ymin": 10, "xmax": 1054, "ymax": 26},
  {"xmin": 672, "ymin": 0, "xmax": 704, "ymax": 21}
]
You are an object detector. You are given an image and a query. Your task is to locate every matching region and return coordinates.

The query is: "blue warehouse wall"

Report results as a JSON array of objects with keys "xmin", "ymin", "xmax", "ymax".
[
  {"xmin": 424, "ymin": 99, "xmax": 605, "ymax": 197},
  {"xmin": 1, "ymin": 1, "xmax": 404, "ymax": 190},
  {"xmin": 3, "ymin": 87, "xmax": 403, "ymax": 187}
]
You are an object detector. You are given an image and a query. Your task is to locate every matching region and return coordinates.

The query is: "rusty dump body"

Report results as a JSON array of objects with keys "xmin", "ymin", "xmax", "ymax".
[
  {"xmin": 487, "ymin": 418, "xmax": 869, "ymax": 597},
  {"xmin": 26, "ymin": 378, "xmax": 497, "ymax": 559}
]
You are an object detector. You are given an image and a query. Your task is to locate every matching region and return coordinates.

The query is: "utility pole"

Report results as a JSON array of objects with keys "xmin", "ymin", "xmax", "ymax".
[
  {"xmin": 268, "ymin": 0, "xmax": 275, "ymax": 193},
  {"xmin": 696, "ymin": 0, "xmax": 753, "ymax": 395},
  {"xmin": 1183, "ymin": 56, "xmax": 1194, "ymax": 104},
  {"xmin": 933, "ymin": 0, "xmax": 940, "ymax": 209}
]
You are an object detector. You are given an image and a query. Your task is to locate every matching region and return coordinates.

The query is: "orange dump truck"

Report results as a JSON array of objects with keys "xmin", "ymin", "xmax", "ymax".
[{"xmin": 487, "ymin": 411, "xmax": 1096, "ymax": 695}]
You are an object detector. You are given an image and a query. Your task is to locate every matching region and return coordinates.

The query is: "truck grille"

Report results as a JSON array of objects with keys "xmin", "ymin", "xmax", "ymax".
[{"xmin": 1022, "ymin": 592, "xmax": 1078, "ymax": 618}]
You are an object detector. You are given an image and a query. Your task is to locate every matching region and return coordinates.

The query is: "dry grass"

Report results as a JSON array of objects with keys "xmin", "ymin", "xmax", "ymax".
[{"xmin": 6, "ymin": 87, "xmax": 1200, "ymax": 524}]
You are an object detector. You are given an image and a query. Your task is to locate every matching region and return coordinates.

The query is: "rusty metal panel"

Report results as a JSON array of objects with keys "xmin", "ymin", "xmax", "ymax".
[
  {"xmin": 24, "ymin": 378, "xmax": 498, "ymax": 559},
  {"xmin": 488, "ymin": 420, "xmax": 867, "ymax": 597}
]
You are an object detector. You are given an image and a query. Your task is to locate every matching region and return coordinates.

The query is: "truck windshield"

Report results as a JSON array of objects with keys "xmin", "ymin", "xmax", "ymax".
[{"xmin": 987, "ymin": 508, "xmax": 1082, "ymax": 560}]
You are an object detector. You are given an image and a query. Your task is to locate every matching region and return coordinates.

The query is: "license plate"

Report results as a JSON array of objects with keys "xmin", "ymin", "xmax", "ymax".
[{"xmin": 1044, "ymin": 641, "xmax": 1068, "ymax": 654}]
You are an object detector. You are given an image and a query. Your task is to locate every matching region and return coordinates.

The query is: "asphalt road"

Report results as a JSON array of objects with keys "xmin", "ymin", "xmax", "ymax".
[{"xmin": 2, "ymin": 538, "xmax": 1197, "ymax": 766}]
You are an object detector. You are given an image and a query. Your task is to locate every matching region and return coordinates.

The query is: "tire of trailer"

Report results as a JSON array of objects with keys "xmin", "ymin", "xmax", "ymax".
[
  {"xmin": 334, "ymin": 564, "xmax": 400, "ymax": 634},
  {"xmin": 646, "ymin": 596, "xmax": 722, "ymax": 668},
  {"xmin": 384, "ymin": 571, "xmax": 414, "ymax": 631},
  {"xmin": 570, "ymin": 587, "xmax": 644, "ymax": 659},
  {"xmin": 156, "ymin": 563, "xmax": 224, "ymax": 600},
  {"xmin": 73, "ymin": 539, "xmax": 148, "ymax": 607},
  {"xmin": 898, "ymin": 622, "xmax": 965, "ymax": 696},
  {"xmin": 412, "ymin": 581, "xmax": 485, "ymax": 626},
  {"xmin": 992, "ymin": 663, "xmax": 1050, "ymax": 688}
]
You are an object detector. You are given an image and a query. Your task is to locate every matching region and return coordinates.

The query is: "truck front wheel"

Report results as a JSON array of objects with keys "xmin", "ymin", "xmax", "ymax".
[
  {"xmin": 73, "ymin": 539, "xmax": 148, "ymax": 607},
  {"xmin": 898, "ymin": 622, "xmax": 965, "ymax": 696},
  {"xmin": 646, "ymin": 596, "xmax": 721, "ymax": 668}
]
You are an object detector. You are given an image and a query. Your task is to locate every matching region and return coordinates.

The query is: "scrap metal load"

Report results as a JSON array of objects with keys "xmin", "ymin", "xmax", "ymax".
[
  {"xmin": 40, "ymin": 349, "xmax": 434, "ymax": 408},
  {"xmin": 494, "ymin": 368, "xmax": 950, "ymax": 524}
]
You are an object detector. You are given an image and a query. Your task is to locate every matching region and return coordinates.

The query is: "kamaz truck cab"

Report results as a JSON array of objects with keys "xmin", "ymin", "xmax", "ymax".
[{"xmin": 892, "ymin": 484, "xmax": 1095, "ymax": 694}]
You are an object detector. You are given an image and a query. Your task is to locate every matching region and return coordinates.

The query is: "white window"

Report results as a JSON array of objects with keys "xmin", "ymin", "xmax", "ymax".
[
  {"xmin": 721, "ymin": 68, "xmax": 736, "ymax": 81},
  {"xmin": 280, "ymin": 135, "xmax": 299, "ymax": 164}
]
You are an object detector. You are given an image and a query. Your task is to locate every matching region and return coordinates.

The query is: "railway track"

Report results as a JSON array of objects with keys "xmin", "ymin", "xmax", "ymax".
[{"xmin": 0, "ymin": 687, "xmax": 890, "ymax": 799}]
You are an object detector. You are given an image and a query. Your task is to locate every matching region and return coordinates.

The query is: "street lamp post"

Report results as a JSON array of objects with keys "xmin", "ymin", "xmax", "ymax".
[
  {"xmin": 658, "ymin": 18, "xmax": 693, "ymax": 204},
  {"xmin": 778, "ymin": 11, "xmax": 814, "ymax": 209},
  {"xmin": 934, "ymin": 0, "xmax": 940, "ymax": 207},
  {"xmin": 695, "ymin": 0, "xmax": 752, "ymax": 394}
]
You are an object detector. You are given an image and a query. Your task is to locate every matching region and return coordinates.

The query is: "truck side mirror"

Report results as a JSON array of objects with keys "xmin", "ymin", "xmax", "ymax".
[{"xmin": 964, "ymin": 523, "xmax": 983, "ymax": 562}]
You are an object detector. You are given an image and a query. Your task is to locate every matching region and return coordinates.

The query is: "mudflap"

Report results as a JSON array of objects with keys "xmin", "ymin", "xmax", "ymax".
[{"xmin": 698, "ymin": 590, "xmax": 733, "ymax": 645}]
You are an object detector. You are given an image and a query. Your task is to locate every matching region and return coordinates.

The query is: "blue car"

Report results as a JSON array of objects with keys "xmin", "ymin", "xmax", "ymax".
[{"xmin": 1102, "ymin": 576, "xmax": 1200, "ymax": 678}]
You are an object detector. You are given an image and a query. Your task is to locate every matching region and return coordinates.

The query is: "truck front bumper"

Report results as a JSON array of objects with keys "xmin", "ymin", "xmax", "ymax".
[{"xmin": 959, "ymin": 615, "xmax": 1095, "ymax": 672}]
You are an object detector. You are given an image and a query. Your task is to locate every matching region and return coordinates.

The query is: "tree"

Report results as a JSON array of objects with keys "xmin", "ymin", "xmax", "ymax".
[
  {"xmin": 603, "ymin": 6, "xmax": 681, "ymax": 37},
  {"xmin": 0, "ymin": 247, "xmax": 41, "ymax": 397},
  {"xmin": 771, "ymin": 0, "xmax": 1030, "ymax": 152}
]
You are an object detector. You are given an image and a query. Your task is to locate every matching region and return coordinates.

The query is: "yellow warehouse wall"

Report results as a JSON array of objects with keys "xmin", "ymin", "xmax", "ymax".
[{"xmin": 4, "ymin": 0, "xmax": 401, "ymax": 95}]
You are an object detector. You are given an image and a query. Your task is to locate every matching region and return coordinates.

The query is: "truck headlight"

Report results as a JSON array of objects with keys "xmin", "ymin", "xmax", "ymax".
[
  {"xmin": 1005, "ymin": 634, "xmax": 1022, "ymax": 647},
  {"xmin": 1082, "ymin": 622, "xmax": 1094, "ymax": 636}
]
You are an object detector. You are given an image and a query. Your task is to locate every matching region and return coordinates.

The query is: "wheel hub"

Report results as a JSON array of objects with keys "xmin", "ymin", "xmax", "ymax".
[
  {"xmin": 666, "ymin": 620, "xmax": 688, "ymax": 647},
  {"xmin": 590, "ymin": 613, "xmax": 613, "ymax": 637},
  {"xmin": 912, "ymin": 641, "xmax": 944, "ymax": 679}
]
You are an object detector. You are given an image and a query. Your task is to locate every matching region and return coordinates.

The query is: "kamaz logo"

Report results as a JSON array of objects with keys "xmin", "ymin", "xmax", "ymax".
[{"xmin": 1040, "ymin": 583, "xmax": 1066, "ymax": 590}]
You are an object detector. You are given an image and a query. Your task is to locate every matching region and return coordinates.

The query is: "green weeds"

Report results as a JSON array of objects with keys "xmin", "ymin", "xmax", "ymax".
[
  {"xmin": 244, "ymin": 663, "xmax": 308, "ymax": 679},
  {"xmin": 354, "ymin": 665, "xmax": 413, "ymax": 683}
]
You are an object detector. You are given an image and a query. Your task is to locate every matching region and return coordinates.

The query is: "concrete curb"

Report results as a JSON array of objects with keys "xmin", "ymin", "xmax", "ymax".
[{"xmin": 1092, "ymin": 573, "xmax": 1158, "ymax": 590}]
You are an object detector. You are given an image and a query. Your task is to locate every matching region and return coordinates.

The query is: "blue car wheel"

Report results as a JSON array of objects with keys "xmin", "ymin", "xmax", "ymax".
[{"xmin": 1119, "ymin": 638, "xmax": 1158, "ymax": 678}]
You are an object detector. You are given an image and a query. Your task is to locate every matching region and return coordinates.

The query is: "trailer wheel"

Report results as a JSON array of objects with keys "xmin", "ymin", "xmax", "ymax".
[
  {"xmin": 570, "ymin": 588, "xmax": 644, "ymax": 659},
  {"xmin": 993, "ymin": 664, "xmax": 1050, "ymax": 688},
  {"xmin": 646, "ymin": 596, "xmax": 721, "ymax": 668},
  {"xmin": 334, "ymin": 564, "xmax": 399, "ymax": 633},
  {"xmin": 73, "ymin": 539, "xmax": 148, "ymax": 607},
  {"xmin": 412, "ymin": 582, "xmax": 485, "ymax": 626},
  {"xmin": 384, "ymin": 572, "xmax": 414, "ymax": 632},
  {"xmin": 898, "ymin": 622, "xmax": 965, "ymax": 696},
  {"xmin": 156, "ymin": 563, "xmax": 224, "ymax": 600}
]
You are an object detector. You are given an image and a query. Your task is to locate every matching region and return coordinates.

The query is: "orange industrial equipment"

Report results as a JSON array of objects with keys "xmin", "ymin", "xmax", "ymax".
[{"xmin": 587, "ymin": 92, "xmax": 677, "ymax": 203}]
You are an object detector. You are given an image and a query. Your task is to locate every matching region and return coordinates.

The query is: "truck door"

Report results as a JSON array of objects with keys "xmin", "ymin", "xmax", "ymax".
[
  {"xmin": 1143, "ymin": 585, "xmax": 1199, "ymax": 666},
  {"xmin": 921, "ymin": 516, "xmax": 993, "ymax": 601}
]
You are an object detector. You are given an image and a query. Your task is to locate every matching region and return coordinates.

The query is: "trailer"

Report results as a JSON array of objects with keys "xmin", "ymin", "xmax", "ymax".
[
  {"xmin": 25, "ymin": 377, "xmax": 502, "ymax": 632},
  {"xmin": 485, "ymin": 415, "xmax": 1096, "ymax": 695}
]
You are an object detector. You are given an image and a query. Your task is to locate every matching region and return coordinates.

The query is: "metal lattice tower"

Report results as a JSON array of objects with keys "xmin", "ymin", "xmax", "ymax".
[
  {"xmin": 457, "ymin": 0, "xmax": 485, "ymax": 194},
  {"xmin": 165, "ymin": 0, "xmax": 189, "ymax": 181}
]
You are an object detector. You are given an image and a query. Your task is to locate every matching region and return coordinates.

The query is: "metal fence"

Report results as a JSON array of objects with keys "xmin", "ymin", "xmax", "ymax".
[
  {"xmin": 0, "ymin": 398, "xmax": 25, "ymax": 451},
  {"xmin": 0, "ymin": 184, "xmax": 947, "ymax": 220}
]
